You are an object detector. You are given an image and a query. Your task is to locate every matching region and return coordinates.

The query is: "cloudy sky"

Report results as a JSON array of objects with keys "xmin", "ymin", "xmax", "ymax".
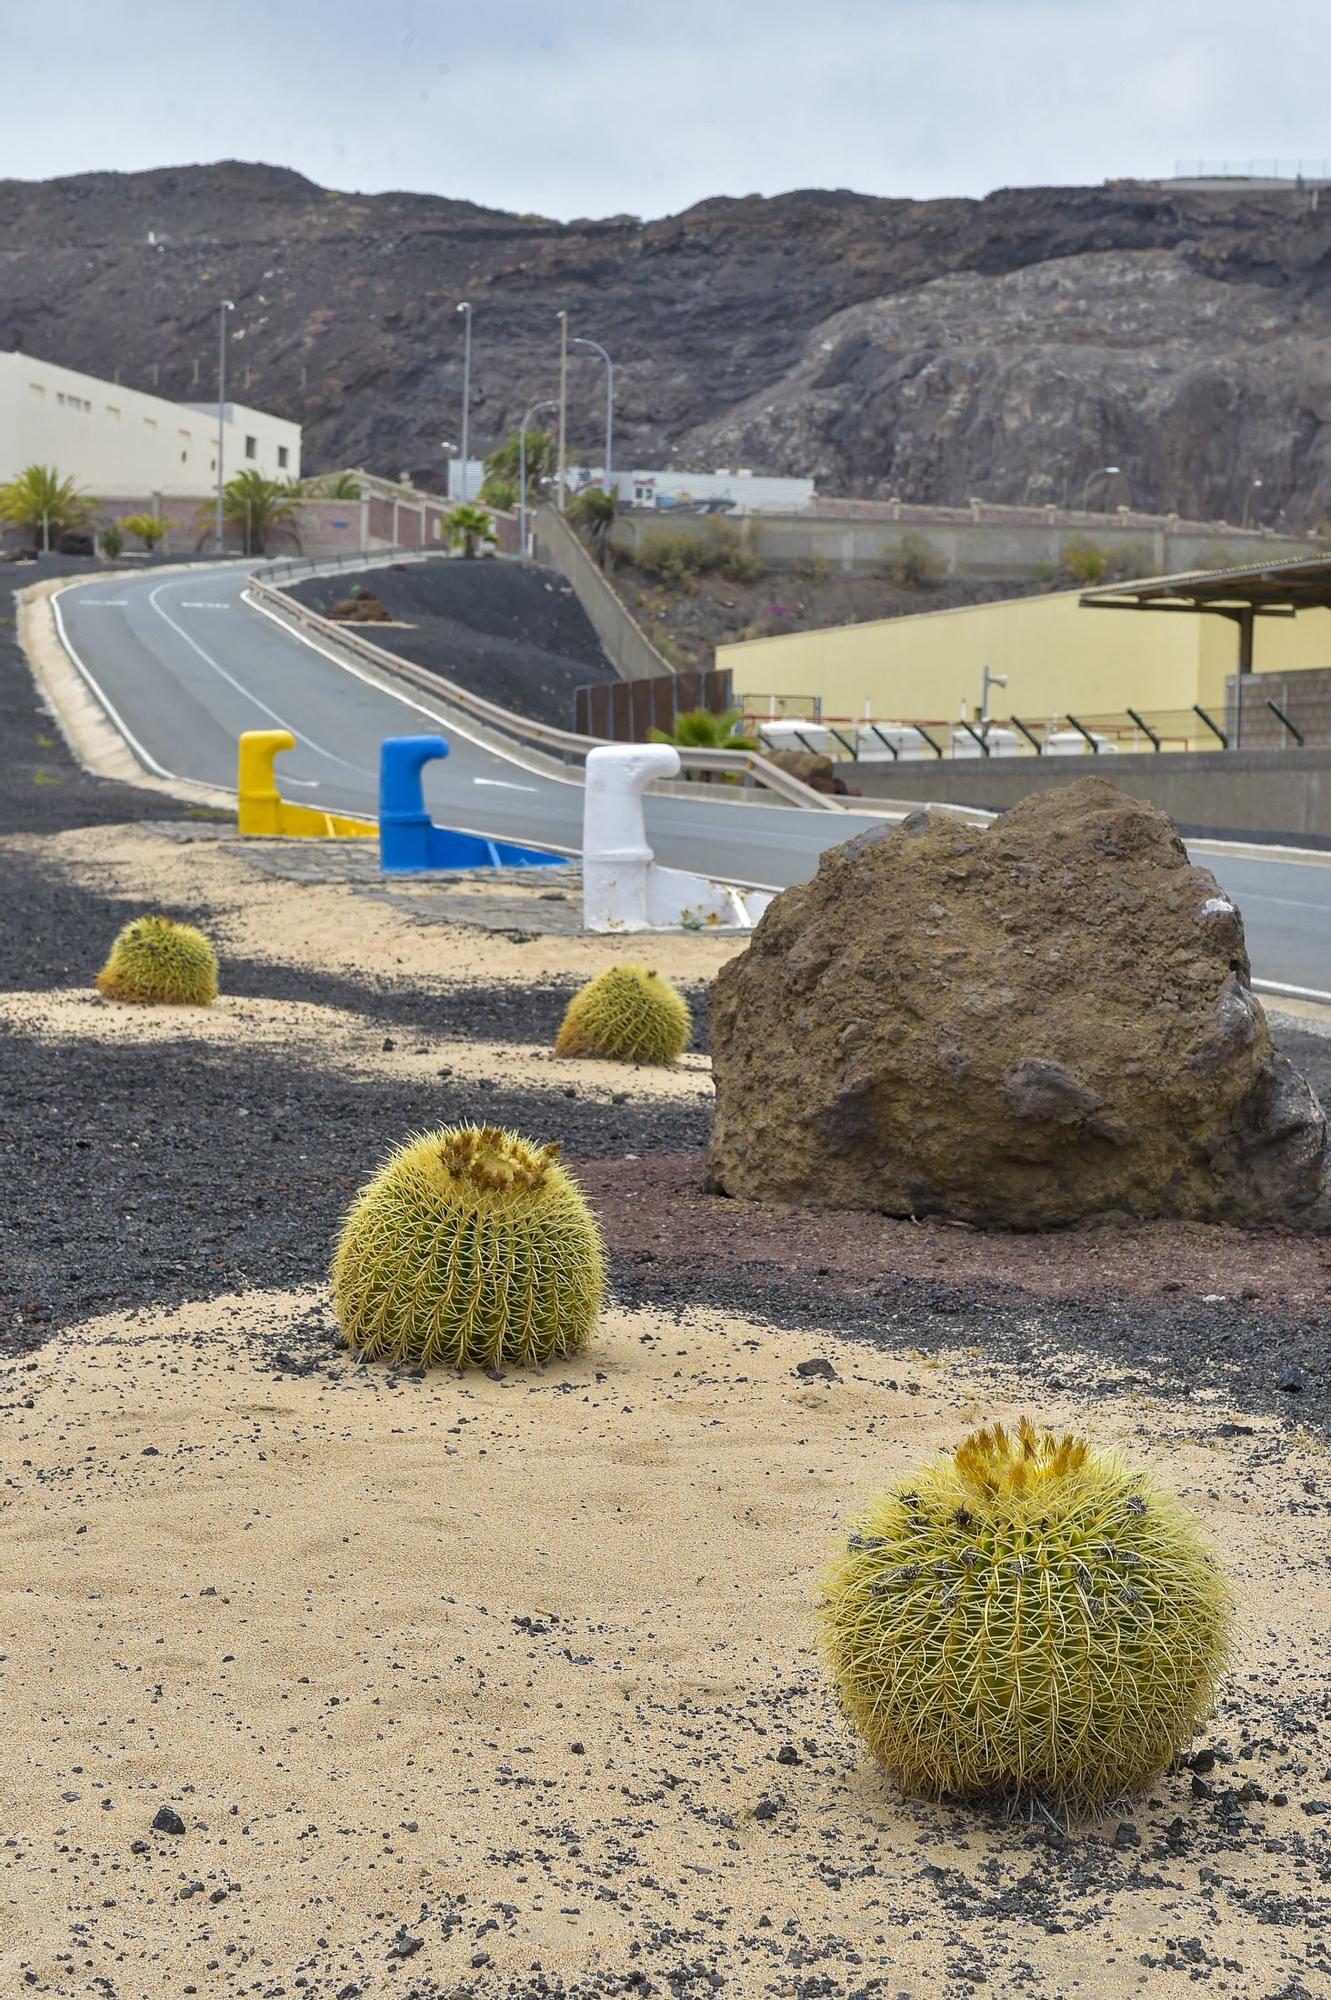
[{"xmin": 5, "ymin": 0, "xmax": 1328, "ymax": 219}]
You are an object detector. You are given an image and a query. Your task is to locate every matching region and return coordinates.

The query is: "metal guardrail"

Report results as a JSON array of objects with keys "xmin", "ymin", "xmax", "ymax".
[{"xmin": 247, "ymin": 554, "xmax": 849, "ymax": 812}]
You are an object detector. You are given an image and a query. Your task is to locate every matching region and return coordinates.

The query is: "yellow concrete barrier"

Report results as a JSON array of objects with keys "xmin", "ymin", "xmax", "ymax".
[{"xmin": 236, "ymin": 729, "xmax": 376, "ymax": 838}]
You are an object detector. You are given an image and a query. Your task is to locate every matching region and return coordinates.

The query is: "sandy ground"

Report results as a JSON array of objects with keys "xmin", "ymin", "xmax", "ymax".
[
  {"xmin": 4, "ymin": 823, "xmax": 745, "ymax": 987},
  {"xmin": 2, "ymin": 1295, "xmax": 1328, "ymax": 2000},
  {"xmin": 0, "ymin": 988, "xmax": 714, "ymax": 1108}
]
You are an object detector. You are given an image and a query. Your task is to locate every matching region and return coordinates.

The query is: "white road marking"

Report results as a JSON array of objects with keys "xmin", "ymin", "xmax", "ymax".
[
  {"xmin": 241, "ymin": 587, "xmax": 586, "ymax": 792},
  {"xmin": 147, "ymin": 580, "xmax": 375, "ymax": 781},
  {"xmin": 75, "ymin": 599, "xmax": 129, "ymax": 607},
  {"xmin": 178, "ymin": 600, "xmax": 233, "ymax": 609},
  {"xmin": 49, "ymin": 590, "xmax": 182, "ymax": 781},
  {"xmin": 473, "ymin": 777, "xmax": 538, "ymax": 792}
]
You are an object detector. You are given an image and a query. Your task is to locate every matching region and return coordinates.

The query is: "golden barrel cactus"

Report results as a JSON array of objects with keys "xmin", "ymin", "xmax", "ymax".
[
  {"xmin": 555, "ymin": 964, "xmax": 691, "ymax": 1065},
  {"xmin": 95, "ymin": 914, "xmax": 219, "ymax": 1005},
  {"xmin": 332, "ymin": 1124, "xmax": 604, "ymax": 1369},
  {"xmin": 821, "ymin": 1418, "xmax": 1233, "ymax": 1809}
]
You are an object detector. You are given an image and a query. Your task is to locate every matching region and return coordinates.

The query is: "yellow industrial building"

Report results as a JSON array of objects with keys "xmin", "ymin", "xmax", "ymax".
[{"xmin": 718, "ymin": 578, "xmax": 1331, "ymax": 745}]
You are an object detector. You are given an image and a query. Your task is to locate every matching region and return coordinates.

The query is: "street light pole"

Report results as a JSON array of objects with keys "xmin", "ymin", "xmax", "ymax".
[
  {"xmin": 457, "ymin": 302, "xmax": 472, "ymax": 501},
  {"xmin": 1243, "ymin": 476, "xmax": 1264, "ymax": 529},
  {"xmin": 556, "ymin": 310, "xmax": 569, "ymax": 511},
  {"xmin": 1080, "ymin": 464, "xmax": 1120, "ymax": 512},
  {"xmin": 518, "ymin": 399, "xmax": 559, "ymax": 556},
  {"xmin": 214, "ymin": 299, "xmax": 235, "ymax": 554},
  {"xmin": 571, "ymin": 335, "xmax": 614, "ymax": 496}
]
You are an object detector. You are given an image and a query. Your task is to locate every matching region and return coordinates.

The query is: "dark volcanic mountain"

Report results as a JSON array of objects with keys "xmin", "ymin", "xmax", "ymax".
[{"xmin": 4, "ymin": 160, "xmax": 1331, "ymax": 523}]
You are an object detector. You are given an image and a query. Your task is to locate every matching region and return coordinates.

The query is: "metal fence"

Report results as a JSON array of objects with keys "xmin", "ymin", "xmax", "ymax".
[{"xmin": 733, "ymin": 691, "xmax": 1331, "ymax": 761}]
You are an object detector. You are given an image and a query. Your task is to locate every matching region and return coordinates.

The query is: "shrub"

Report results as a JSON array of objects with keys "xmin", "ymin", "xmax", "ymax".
[
  {"xmin": 792, "ymin": 551, "xmax": 832, "ymax": 583},
  {"xmin": 95, "ymin": 915, "xmax": 218, "ymax": 1006},
  {"xmin": 99, "ymin": 521, "xmax": 124, "ymax": 559},
  {"xmin": 884, "ymin": 531, "xmax": 945, "ymax": 589},
  {"xmin": 1061, "ymin": 539, "xmax": 1112, "ymax": 583},
  {"xmin": 555, "ymin": 964, "xmax": 692, "ymax": 1065},
  {"xmin": 120, "ymin": 513, "xmax": 175, "ymax": 553},
  {"xmin": 821, "ymin": 1417, "xmax": 1232, "ymax": 1810},
  {"xmin": 633, "ymin": 529, "xmax": 711, "ymax": 584},
  {"xmin": 332, "ymin": 1124, "xmax": 604, "ymax": 1368}
]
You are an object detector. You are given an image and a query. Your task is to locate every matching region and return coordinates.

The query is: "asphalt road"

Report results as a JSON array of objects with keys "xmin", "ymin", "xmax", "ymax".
[{"xmin": 55, "ymin": 560, "xmax": 1331, "ymax": 991}]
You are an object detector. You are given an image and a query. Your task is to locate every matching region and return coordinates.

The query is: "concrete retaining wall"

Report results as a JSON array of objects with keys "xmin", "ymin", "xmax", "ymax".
[
  {"xmin": 851, "ymin": 746, "xmax": 1331, "ymax": 841},
  {"xmin": 611, "ymin": 510, "xmax": 1315, "ymax": 580},
  {"xmin": 531, "ymin": 505, "xmax": 674, "ymax": 683}
]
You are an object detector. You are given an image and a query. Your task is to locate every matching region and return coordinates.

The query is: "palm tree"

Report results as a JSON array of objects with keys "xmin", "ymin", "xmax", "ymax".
[
  {"xmin": 197, "ymin": 469, "xmax": 302, "ymax": 554},
  {"xmin": 119, "ymin": 513, "xmax": 175, "ymax": 552},
  {"xmin": 649, "ymin": 706, "xmax": 759, "ymax": 780},
  {"xmin": 0, "ymin": 464, "xmax": 93, "ymax": 549},
  {"xmin": 303, "ymin": 471, "xmax": 362, "ymax": 499},
  {"xmin": 447, "ymin": 502, "xmax": 497, "ymax": 558},
  {"xmin": 569, "ymin": 487, "xmax": 617, "ymax": 567},
  {"xmin": 483, "ymin": 429, "xmax": 554, "ymax": 501}
]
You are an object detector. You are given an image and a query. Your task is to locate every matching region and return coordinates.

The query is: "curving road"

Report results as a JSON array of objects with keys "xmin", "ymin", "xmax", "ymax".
[{"xmin": 51, "ymin": 559, "xmax": 1331, "ymax": 993}]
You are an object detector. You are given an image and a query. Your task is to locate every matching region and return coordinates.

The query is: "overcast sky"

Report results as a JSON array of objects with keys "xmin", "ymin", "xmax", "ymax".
[{"xmin": 4, "ymin": 0, "xmax": 1328, "ymax": 220}]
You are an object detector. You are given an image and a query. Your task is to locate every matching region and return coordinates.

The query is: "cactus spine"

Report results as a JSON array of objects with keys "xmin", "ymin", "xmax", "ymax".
[
  {"xmin": 332, "ymin": 1124, "xmax": 604, "ymax": 1369},
  {"xmin": 555, "ymin": 963, "xmax": 691, "ymax": 1065},
  {"xmin": 821, "ymin": 1418, "xmax": 1233, "ymax": 1809},
  {"xmin": 95, "ymin": 914, "xmax": 219, "ymax": 1005}
]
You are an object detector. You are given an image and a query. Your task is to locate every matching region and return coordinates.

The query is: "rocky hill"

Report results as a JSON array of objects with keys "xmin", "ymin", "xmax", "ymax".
[{"xmin": 3, "ymin": 161, "xmax": 1331, "ymax": 524}]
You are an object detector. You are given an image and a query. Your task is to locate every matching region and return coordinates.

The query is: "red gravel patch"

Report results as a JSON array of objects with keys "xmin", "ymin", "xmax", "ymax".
[{"xmin": 573, "ymin": 1152, "xmax": 1331, "ymax": 1310}]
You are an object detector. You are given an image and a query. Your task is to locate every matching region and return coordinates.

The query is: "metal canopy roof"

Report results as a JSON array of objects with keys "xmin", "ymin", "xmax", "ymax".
[{"xmin": 1081, "ymin": 554, "xmax": 1331, "ymax": 617}]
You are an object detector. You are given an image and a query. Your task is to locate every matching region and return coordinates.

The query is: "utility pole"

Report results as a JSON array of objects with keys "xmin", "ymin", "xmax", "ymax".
[
  {"xmin": 571, "ymin": 335, "xmax": 614, "ymax": 495},
  {"xmin": 214, "ymin": 299, "xmax": 235, "ymax": 555},
  {"xmin": 457, "ymin": 301, "xmax": 472, "ymax": 501},
  {"xmin": 556, "ymin": 310, "xmax": 569, "ymax": 511}
]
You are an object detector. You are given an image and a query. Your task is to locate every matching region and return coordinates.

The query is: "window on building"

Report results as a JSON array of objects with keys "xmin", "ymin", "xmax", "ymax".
[
  {"xmin": 181, "ymin": 451, "xmax": 188, "ymax": 463},
  {"xmin": 143, "ymin": 417, "xmax": 157, "ymax": 432},
  {"xmin": 245, "ymin": 435, "xmax": 257, "ymax": 460},
  {"xmin": 29, "ymin": 383, "xmax": 45, "ymax": 399},
  {"xmin": 106, "ymin": 405, "xmax": 120, "ymax": 420},
  {"xmin": 56, "ymin": 391, "xmax": 65, "ymax": 406},
  {"xmin": 277, "ymin": 445, "xmax": 289, "ymax": 470}
]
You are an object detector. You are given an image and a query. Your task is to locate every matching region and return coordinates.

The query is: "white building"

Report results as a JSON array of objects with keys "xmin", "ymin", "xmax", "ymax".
[
  {"xmin": 446, "ymin": 457, "xmax": 814, "ymax": 515},
  {"xmin": 0, "ymin": 352, "xmax": 301, "ymax": 493}
]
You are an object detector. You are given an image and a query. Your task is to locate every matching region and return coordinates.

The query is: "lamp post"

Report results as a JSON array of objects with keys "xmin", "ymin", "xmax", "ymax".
[
  {"xmin": 518, "ymin": 399, "xmax": 559, "ymax": 555},
  {"xmin": 214, "ymin": 298, "xmax": 235, "ymax": 554},
  {"xmin": 441, "ymin": 439, "xmax": 457, "ymax": 503},
  {"xmin": 1079, "ymin": 465, "xmax": 1120, "ymax": 512},
  {"xmin": 456, "ymin": 302, "xmax": 472, "ymax": 501},
  {"xmin": 1243, "ymin": 476, "xmax": 1264, "ymax": 529},
  {"xmin": 556, "ymin": 310, "xmax": 569, "ymax": 511},
  {"xmin": 571, "ymin": 335, "xmax": 614, "ymax": 497}
]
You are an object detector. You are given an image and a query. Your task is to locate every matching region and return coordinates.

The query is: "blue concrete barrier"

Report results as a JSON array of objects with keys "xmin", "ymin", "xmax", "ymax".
[{"xmin": 378, "ymin": 734, "xmax": 564, "ymax": 874}]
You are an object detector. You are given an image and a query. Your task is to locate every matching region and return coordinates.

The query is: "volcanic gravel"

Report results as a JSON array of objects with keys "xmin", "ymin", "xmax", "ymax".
[{"xmin": 286, "ymin": 556, "xmax": 618, "ymax": 730}]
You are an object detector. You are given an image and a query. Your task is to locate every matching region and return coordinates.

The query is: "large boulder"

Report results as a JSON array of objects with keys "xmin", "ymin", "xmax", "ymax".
[{"xmin": 706, "ymin": 780, "xmax": 1328, "ymax": 1228}]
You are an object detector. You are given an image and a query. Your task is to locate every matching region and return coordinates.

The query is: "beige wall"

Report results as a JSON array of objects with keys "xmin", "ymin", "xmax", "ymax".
[
  {"xmin": 0, "ymin": 353, "xmax": 301, "ymax": 493},
  {"xmin": 721, "ymin": 588, "xmax": 1331, "ymax": 738}
]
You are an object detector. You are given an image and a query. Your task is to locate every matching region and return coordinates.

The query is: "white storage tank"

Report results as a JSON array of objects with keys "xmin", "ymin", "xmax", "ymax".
[
  {"xmin": 851, "ymin": 722, "xmax": 940, "ymax": 762},
  {"xmin": 758, "ymin": 720, "xmax": 834, "ymax": 757},
  {"xmin": 949, "ymin": 726, "xmax": 1024, "ymax": 759},
  {"xmin": 1045, "ymin": 728, "xmax": 1119, "ymax": 756}
]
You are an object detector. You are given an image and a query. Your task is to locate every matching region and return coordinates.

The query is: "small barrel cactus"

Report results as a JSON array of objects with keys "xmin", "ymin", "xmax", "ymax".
[
  {"xmin": 555, "ymin": 963, "xmax": 691, "ymax": 1065},
  {"xmin": 332, "ymin": 1123, "xmax": 604, "ymax": 1368},
  {"xmin": 95, "ymin": 914, "xmax": 219, "ymax": 1005},
  {"xmin": 821, "ymin": 1418, "xmax": 1233, "ymax": 1810}
]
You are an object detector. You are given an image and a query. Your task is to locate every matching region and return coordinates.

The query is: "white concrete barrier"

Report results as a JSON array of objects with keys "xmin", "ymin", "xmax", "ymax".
[{"xmin": 582, "ymin": 744, "xmax": 773, "ymax": 932}]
